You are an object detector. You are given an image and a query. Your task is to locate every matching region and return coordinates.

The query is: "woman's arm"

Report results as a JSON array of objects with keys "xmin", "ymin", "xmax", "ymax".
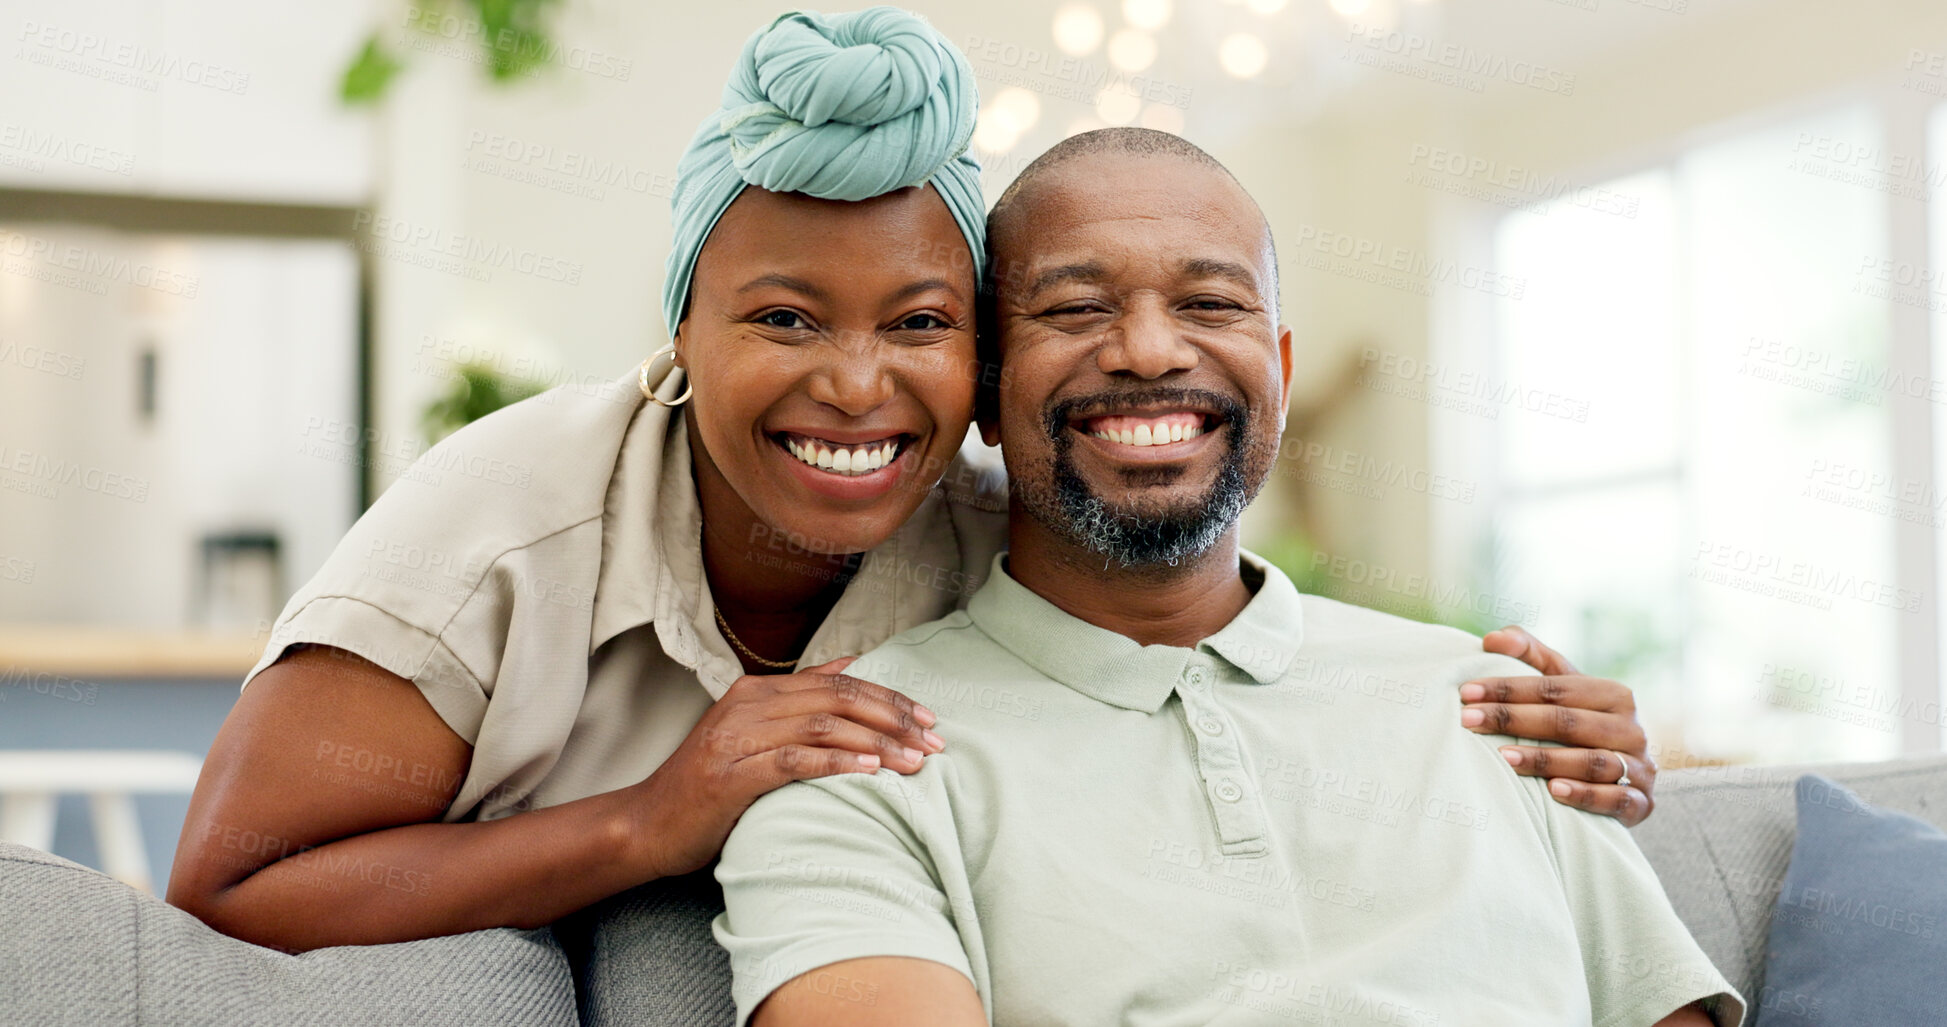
[
  {"xmin": 1463, "ymin": 627, "xmax": 1659, "ymax": 827},
  {"xmin": 168, "ymin": 645, "xmax": 943, "ymax": 952}
]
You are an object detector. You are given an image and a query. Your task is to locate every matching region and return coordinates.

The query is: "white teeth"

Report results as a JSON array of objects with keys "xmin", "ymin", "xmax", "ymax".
[
  {"xmin": 784, "ymin": 436, "xmax": 902, "ymax": 476},
  {"xmin": 1091, "ymin": 421, "xmax": 1205, "ymax": 447}
]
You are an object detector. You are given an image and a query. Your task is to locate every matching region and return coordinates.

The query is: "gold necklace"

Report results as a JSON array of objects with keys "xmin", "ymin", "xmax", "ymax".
[{"xmin": 714, "ymin": 605, "xmax": 800, "ymax": 670}]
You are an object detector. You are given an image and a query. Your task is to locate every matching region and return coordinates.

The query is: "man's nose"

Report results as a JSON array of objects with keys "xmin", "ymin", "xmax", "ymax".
[
  {"xmin": 807, "ymin": 341, "xmax": 896, "ymax": 416},
  {"xmin": 1098, "ymin": 302, "xmax": 1197, "ymax": 379}
]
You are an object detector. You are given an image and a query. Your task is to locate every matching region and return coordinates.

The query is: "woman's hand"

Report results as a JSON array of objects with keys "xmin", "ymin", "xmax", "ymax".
[
  {"xmin": 1461, "ymin": 627, "xmax": 1657, "ymax": 827},
  {"xmin": 633, "ymin": 657, "xmax": 945, "ymax": 879}
]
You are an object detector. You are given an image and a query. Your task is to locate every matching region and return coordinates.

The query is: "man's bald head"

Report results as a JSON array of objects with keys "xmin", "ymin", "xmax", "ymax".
[{"xmin": 985, "ymin": 127, "xmax": 1279, "ymax": 319}]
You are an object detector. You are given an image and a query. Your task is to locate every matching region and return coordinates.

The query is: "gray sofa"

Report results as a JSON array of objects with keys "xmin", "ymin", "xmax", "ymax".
[{"xmin": 5, "ymin": 755, "xmax": 1943, "ymax": 1025}]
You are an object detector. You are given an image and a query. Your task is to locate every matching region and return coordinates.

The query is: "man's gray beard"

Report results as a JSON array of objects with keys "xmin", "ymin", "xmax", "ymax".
[{"xmin": 1015, "ymin": 412, "xmax": 1260, "ymax": 569}]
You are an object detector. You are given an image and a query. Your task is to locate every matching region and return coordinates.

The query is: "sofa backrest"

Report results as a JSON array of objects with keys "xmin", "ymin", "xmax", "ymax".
[{"xmin": 1628, "ymin": 753, "xmax": 1947, "ymax": 1007}]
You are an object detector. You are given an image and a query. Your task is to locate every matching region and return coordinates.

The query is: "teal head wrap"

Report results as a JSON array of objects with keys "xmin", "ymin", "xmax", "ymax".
[{"xmin": 661, "ymin": 7, "xmax": 985, "ymax": 339}]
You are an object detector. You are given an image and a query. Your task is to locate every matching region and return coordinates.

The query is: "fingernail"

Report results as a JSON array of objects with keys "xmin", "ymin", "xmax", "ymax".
[
  {"xmin": 902, "ymin": 747, "xmax": 924, "ymax": 764},
  {"xmin": 913, "ymin": 705, "xmax": 938, "ymax": 728},
  {"xmin": 1500, "ymin": 748, "xmax": 1522, "ymax": 766},
  {"xmin": 1458, "ymin": 683, "xmax": 1485, "ymax": 702},
  {"xmin": 858, "ymin": 754, "xmax": 881, "ymax": 771},
  {"xmin": 922, "ymin": 729, "xmax": 945, "ymax": 751},
  {"xmin": 1459, "ymin": 708, "xmax": 1484, "ymax": 727},
  {"xmin": 1549, "ymin": 779, "xmax": 1572, "ymax": 797}
]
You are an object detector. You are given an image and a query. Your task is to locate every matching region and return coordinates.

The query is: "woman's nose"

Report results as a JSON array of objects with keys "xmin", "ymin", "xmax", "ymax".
[{"xmin": 806, "ymin": 337, "xmax": 896, "ymax": 416}]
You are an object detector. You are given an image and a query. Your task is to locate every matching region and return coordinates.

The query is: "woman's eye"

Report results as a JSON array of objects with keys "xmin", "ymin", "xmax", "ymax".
[
  {"xmin": 897, "ymin": 313, "xmax": 949, "ymax": 331},
  {"xmin": 758, "ymin": 310, "xmax": 807, "ymax": 329}
]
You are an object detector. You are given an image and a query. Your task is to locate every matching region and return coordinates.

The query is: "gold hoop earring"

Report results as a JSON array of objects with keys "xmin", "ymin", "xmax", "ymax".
[{"xmin": 638, "ymin": 345, "xmax": 692, "ymax": 407}]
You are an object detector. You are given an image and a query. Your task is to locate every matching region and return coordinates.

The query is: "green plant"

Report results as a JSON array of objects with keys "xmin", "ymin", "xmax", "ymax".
[
  {"xmin": 341, "ymin": 0, "xmax": 567, "ymax": 104},
  {"xmin": 419, "ymin": 361, "xmax": 548, "ymax": 443}
]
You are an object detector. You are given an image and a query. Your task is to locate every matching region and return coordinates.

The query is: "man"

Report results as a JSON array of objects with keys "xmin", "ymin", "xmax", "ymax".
[{"xmin": 711, "ymin": 129, "xmax": 1741, "ymax": 1027}]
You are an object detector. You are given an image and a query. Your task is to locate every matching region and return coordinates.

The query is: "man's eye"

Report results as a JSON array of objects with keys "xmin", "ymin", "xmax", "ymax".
[
  {"xmin": 1042, "ymin": 303, "xmax": 1104, "ymax": 317},
  {"xmin": 1186, "ymin": 299, "xmax": 1242, "ymax": 311}
]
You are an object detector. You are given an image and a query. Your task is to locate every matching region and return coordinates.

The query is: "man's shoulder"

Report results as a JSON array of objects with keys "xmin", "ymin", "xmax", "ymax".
[
  {"xmin": 847, "ymin": 610, "xmax": 997, "ymax": 682},
  {"xmin": 1293, "ymin": 593, "xmax": 1531, "ymax": 681}
]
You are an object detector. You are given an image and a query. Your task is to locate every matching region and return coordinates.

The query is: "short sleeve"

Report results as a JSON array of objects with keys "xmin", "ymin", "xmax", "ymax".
[
  {"xmin": 240, "ymin": 594, "xmax": 490, "ymax": 743},
  {"xmin": 713, "ymin": 772, "xmax": 975, "ymax": 1027},
  {"xmin": 1539, "ymin": 786, "xmax": 1748, "ymax": 1027}
]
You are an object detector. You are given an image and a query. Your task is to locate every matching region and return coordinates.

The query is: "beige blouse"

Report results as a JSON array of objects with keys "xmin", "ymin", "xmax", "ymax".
[{"xmin": 243, "ymin": 366, "xmax": 1008, "ymax": 822}]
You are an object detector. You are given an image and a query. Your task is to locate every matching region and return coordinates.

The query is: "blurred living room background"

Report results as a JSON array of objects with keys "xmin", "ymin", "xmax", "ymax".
[{"xmin": 2, "ymin": 0, "xmax": 1943, "ymax": 893}]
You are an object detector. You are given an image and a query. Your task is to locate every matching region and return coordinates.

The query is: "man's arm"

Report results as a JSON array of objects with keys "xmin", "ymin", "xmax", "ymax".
[
  {"xmin": 715, "ymin": 766, "xmax": 984, "ymax": 1027},
  {"xmin": 1515, "ymin": 761, "xmax": 1747, "ymax": 1026},
  {"xmin": 752, "ymin": 957, "xmax": 983, "ymax": 1027}
]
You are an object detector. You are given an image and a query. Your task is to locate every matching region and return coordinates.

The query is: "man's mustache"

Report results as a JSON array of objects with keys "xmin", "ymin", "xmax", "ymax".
[{"xmin": 1041, "ymin": 387, "xmax": 1249, "ymax": 444}]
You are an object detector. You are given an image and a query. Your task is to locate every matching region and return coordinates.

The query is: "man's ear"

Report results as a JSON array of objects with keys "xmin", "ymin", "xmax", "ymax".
[{"xmin": 1274, "ymin": 324, "xmax": 1294, "ymax": 431}]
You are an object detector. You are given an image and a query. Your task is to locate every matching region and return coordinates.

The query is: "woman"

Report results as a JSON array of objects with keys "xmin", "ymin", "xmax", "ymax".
[{"xmin": 167, "ymin": 7, "xmax": 1655, "ymax": 953}]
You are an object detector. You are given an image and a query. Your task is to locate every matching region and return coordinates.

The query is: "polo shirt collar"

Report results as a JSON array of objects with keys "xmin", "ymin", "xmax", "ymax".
[{"xmin": 966, "ymin": 549, "xmax": 1304, "ymax": 713}]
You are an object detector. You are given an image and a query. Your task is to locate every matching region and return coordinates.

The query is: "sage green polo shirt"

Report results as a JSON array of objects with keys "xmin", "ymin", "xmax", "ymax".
[{"xmin": 714, "ymin": 553, "xmax": 1744, "ymax": 1027}]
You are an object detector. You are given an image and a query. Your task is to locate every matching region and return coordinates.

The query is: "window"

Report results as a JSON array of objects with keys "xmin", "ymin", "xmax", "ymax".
[{"xmin": 1469, "ymin": 102, "xmax": 1938, "ymax": 765}]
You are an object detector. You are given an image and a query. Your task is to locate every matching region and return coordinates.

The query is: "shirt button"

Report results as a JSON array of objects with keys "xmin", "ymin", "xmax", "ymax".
[
  {"xmin": 1196, "ymin": 716, "xmax": 1224, "ymax": 736},
  {"xmin": 1212, "ymin": 779, "xmax": 1244, "ymax": 803},
  {"xmin": 1184, "ymin": 666, "xmax": 1208, "ymax": 691}
]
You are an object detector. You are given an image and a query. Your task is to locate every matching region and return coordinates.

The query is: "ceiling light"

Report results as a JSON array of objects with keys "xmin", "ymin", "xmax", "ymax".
[
  {"xmin": 1051, "ymin": 5, "xmax": 1105, "ymax": 56},
  {"xmin": 1107, "ymin": 29, "xmax": 1157, "ymax": 71},
  {"xmin": 1218, "ymin": 34, "xmax": 1268, "ymax": 78}
]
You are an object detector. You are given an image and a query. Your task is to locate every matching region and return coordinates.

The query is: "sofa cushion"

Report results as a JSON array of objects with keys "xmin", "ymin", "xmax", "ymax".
[
  {"xmin": 1629, "ymin": 754, "xmax": 1947, "ymax": 1007},
  {"xmin": 0, "ymin": 841, "xmax": 579, "ymax": 1026},
  {"xmin": 561, "ymin": 866, "xmax": 735, "ymax": 1027},
  {"xmin": 1748, "ymin": 774, "xmax": 1947, "ymax": 1025}
]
